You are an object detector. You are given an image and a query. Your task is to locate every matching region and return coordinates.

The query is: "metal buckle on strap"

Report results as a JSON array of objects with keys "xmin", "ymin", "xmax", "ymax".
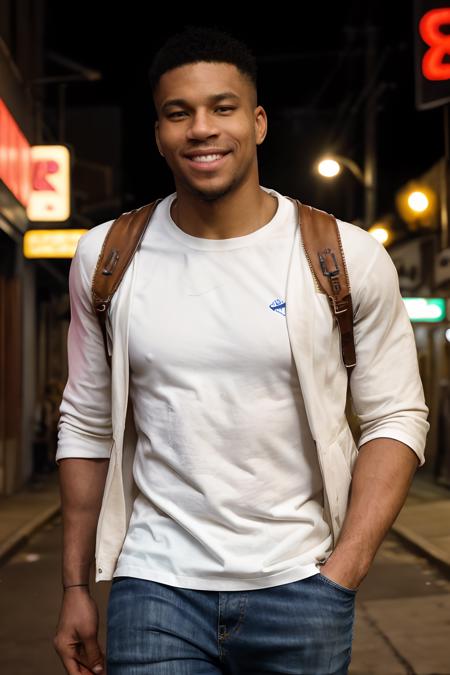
[
  {"xmin": 319, "ymin": 249, "xmax": 340, "ymax": 277},
  {"xmin": 102, "ymin": 248, "xmax": 120, "ymax": 276},
  {"xmin": 331, "ymin": 297, "xmax": 349, "ymax": 315}
]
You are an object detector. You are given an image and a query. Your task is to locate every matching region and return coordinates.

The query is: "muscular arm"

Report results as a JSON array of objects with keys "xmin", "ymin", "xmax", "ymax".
[
  {"xmin": 55, "ymin": 230, "xmax": 114, "ymax": 588},
  {"xmin": 54, "ymin": 231, "xmax": 115, "ymax": 674},
  {"xmin": 59, "ymin": 458, "xmax": 110, "ymax": 588},
  {"xmin": 319, "ymin": 227, "xmax": 430, "ymax": 589},
  {"xmin": 320, "ymin": 436, "xmax": 419, "ymax": 589}
]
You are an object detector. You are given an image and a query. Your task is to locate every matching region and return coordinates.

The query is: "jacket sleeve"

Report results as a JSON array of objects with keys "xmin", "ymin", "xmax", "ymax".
[
  {"xmin": 55, "ymin": 234, "xmax": 113, "ymax": 465},
  {"xmin": 349, "ymin": 240, "xmax": 430, "ymax": 467}
]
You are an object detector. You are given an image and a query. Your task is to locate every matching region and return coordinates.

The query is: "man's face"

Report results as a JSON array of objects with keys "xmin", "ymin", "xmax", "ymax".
[{"xmin": 153, "ymin": 61, "xmax": 267, "ymax": 202}]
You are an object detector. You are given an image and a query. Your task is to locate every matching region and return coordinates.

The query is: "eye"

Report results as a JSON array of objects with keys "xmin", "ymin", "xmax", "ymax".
[
  {"xmin": 167, "ymin": 106, "xmax": 235, "ymax": 119},
  {"xmin": 167, "ymin": 111, "xmax": 186, "ymax": 118}
]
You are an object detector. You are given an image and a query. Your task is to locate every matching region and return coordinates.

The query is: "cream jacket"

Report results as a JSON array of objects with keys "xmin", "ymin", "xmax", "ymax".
[{"xmin": 56, "ymin": 198, "xmax": 430, "ymax": 583}]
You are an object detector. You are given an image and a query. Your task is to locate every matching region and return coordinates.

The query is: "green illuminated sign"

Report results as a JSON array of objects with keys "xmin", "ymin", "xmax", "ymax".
[{"xmin": 403, "ymin": 297, "xmax": 446, "ymax": 322}]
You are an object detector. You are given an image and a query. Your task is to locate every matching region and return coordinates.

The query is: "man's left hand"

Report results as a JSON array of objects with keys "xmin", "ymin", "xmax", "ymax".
[{"xmin": 318, "ymin": 555, "xmax": 368, "ymax": 592}]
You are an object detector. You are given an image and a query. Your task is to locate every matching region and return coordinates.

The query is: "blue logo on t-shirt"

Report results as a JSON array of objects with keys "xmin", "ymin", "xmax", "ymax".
[{"xmin": 269, "ymin": 298, "xmax": 286, "ymax": 316}]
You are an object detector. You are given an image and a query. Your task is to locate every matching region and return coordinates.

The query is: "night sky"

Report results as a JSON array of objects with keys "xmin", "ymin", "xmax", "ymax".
[{"xmin": 43, "ymin": 0, "xmax": 444, "ymax": 227}]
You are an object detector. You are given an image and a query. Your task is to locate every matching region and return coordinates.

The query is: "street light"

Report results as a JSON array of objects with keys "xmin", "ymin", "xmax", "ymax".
[
  {"xmin": 317, "ymin": 159, "xmax": 341, "ymax": 178},
  {"xmin": 395, "ymin": 182, "xmax": 437, "ymax": 231},
  {"xmin": 368, "ymin": 223, "xmax": 392, "ymax": 245},
  {"xmin": 315, "ymin": 153, "xmax": 375, "ymax": 229},
  {"xmin": 408, "ymin": 190, "xmax": 429, "ymax": 213}
]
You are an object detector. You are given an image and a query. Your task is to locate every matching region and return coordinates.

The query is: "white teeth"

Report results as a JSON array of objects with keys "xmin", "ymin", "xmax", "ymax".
[{"xmin": 190, "ymin": 154, "xmax": 223, "ymax": 162}]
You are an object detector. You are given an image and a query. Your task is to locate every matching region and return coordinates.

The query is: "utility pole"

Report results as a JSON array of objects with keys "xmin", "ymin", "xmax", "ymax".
[
  {"xmin": 441, "ymin": 104, "xmax": 449, "ymax": 250},
  {"xmin": 364, "ymin": 24, "xmax": 377, "ymax": 229}
]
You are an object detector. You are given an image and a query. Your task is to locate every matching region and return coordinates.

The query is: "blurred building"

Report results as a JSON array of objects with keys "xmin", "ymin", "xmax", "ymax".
[
  {"xmin": 0, "ymin": 1, "xmax": 46, "ymax": 493},
  {"xmin": 389, "ymin": 158, "xmax": 450, "ymax": 487},
  {"xmin": 0, "ymin": 1, "xmax": 123, "ymax": 494}
]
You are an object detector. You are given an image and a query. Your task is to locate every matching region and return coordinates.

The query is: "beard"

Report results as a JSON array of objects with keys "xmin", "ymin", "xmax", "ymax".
[
  {"xmin": 177, "ymin": 174, "xmax": 239, "ymax": 203},
  {"xmin": 172, "ymin": 155, "xmax": 253, "ymax": 204}
]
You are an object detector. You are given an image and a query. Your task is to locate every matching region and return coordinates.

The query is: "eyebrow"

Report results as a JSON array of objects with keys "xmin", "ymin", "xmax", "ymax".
[{"xmin": 161, "ymin": 92, "xmax": 241, "ymax": 113}]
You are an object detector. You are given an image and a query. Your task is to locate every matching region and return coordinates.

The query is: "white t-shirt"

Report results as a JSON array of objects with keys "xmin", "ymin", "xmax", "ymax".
[{"xmin": 113, "ymin": 186, "xmax": 333, "ymax": 590}]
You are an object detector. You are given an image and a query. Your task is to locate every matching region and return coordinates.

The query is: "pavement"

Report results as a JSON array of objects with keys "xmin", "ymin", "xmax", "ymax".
[
  {"xmin": 390, "ymin": 471, "xmax": 450, "ymax": 574},
  {"xmin": 0, "ymin": 465, "xmax": 449, "ymax": 573},
  {"xmin": 0, "ymin": 468, "xmax": 61, "ymax": 565}
]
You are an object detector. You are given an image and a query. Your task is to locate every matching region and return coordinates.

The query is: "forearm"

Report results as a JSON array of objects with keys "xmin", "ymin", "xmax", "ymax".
[
  {"xmin": 58, "ymin": 457, "xmax": 109, "ymax": 588},
  {"xmin": 323, "ymin": 437, "xmax": 419, "ymax": 585}
]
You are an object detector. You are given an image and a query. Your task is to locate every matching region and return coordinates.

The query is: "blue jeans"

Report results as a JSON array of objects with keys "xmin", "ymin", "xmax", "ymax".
[{"xmin": 106, "ymin": 572, "xmax": 356, "ymax": 674}]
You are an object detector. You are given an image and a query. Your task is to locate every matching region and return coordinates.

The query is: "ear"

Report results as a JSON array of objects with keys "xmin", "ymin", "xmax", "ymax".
[
  {"xmin": 254, "ymin": 105, "xmax": 268, "ymax": 146},
  {"xmin": 155, "ymin": 120, "xmax": 164, "ymax": 156}
]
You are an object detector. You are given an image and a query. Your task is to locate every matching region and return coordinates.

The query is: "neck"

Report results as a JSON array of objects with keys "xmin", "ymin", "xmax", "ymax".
[{"xmin": 170, "ymin": 185, "xmax": 278, "ymax": 240}]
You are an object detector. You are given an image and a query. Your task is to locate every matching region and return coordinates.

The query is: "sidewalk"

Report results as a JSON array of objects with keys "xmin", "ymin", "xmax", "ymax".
[
  {"xmin": 0, "ymin": 468, "xmax": 60, "ymax": 565},
  {"xmin": 391, "ymin": 471, "xmax": 450, "ymax": 573},
  {"xmin": 0, "ymin": 466, "xmax": 449, "ymax": 571}
]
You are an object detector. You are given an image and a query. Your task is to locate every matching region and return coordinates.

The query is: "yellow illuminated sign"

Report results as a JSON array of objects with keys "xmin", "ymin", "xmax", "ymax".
[
  {"xmin": 27, "ymin": 145, "xmax": 71, "ymax": 222},
  {"xmin": 23, "ymin": 229, "xmax": 88, "ymax": 258}
]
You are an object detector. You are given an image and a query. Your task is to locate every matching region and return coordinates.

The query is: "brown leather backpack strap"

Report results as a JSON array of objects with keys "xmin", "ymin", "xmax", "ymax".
[
  {"xmin": 91, "ymin": 199, "xmax": 163, "ymax": 368},
  {"xmin": 290, "ymin": 198, "xmax": 356, "ymax": 379}
]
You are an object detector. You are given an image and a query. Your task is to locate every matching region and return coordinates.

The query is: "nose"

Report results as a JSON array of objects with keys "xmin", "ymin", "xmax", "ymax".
[{"xmin": 186, "ymin": 109, "xmax": 219, "ymax": 140}]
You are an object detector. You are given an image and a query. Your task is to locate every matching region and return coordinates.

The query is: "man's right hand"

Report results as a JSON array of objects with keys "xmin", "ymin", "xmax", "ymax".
[{"xmin": 53, "ymin": 588, "xmax": 106, "ymax": 674}]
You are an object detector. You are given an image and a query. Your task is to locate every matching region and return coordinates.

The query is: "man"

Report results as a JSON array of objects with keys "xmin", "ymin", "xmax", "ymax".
[{"xmin": 53, "ymin": 24, "xmax": 430, "ymax": 675}]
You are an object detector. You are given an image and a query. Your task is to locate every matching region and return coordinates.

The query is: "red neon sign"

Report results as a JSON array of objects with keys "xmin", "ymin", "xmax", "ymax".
[
  {"xmin": 0, "ymin": 99, "xmax": 32, "ymax": 206},
  {"xmin": 32, "ymin": 160, "xmax": 59, "ymax": 191},
  {"xmin": 420, "ymin": 8, "xmax": 450, "ymax": 81}
]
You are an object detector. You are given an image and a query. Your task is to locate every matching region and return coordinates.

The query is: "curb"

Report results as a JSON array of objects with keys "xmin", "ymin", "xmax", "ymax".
[
  {"xmin": 0, "ymin": 501, "xmax": 61, "ymax": 566},
  {"xmin": 391, "ymin": 521, "xmax": 450, "ymax": 577}
]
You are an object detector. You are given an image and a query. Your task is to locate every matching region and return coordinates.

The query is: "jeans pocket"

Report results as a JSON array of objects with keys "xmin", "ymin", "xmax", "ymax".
[
  {"xmin": 111, "ymin": 575, "xmax": 132, "ymax": 585},
  {"xmin": 317, "ymin": 572, "xmax": 358, "ymax": 596}
]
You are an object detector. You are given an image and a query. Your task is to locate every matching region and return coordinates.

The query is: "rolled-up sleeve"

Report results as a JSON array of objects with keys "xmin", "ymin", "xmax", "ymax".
[
  {"xmin": 350, "ymin": 241, "xmax": 430, "ymax": 466},
  {"xmin": 55, "ymin": 235, "xmax": 113, "ymax": 465}
]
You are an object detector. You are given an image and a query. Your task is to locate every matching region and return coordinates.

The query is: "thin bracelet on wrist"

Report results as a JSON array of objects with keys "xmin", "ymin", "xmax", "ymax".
[{"xmin": 63, "ymin": 583, "xmax": 89, "ymax": 590}]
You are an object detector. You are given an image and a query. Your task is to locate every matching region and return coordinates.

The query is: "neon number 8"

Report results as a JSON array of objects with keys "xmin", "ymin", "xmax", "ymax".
[{"xmin": 420, "ymin": 8, "xmax": 450, "ymax": 81}]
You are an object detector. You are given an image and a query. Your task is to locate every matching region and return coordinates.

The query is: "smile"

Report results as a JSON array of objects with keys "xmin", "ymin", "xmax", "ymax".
[{"xmin": 185, "ymin": 153, "xmax": 230, "ymax": 171}]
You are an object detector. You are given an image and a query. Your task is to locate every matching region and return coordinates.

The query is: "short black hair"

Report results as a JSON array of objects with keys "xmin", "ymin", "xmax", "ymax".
[{"xmin": 148, "ymin": 24, "xmax": 258, "ymax": 103}]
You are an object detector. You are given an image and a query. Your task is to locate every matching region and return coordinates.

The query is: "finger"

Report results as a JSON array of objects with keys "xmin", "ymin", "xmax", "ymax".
[
  {"xmin": 76, "ymin": 639, "xmax": 105, "ymax": 674},
  {"xmin": 74, "ymin": 646, "xmax": 105, "ymax": 673},
  {"xmin": 76, "ymin": 659, "xmax": 106, "ymax": 674},
  {"xmin": 75, "ymin": 659, "xmax": 99, "ymax": 674},
  {"xmin": 60, "ymin": 655, "xmax": 82, "ymax": 674},
  {"xmin": 59, "ymin": 642, "xmax": 88, "ymax": 674}
]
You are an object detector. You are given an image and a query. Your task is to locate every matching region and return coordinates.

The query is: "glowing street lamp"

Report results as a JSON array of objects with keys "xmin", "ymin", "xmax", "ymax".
[
  {"xmin": 369, "ymin": 224, "xmax": 391, "ymax": 245},
  {"xmin": 316, "ymin": 155, "xmax": 365, "ymax": 184},
  {"xmin": 315, "ymin": 154, "xmax": 374, "ymax": 229},
  {"xmin": 407, "ymin": 190, "xmax": 429, "ymax": 213},
  {"xmin": 317, "ymin": 159, "xmax": 341, "ymax": 178},
  {"xmin": 396, "ymin": 182, "xmax": 436, "ymax": 230}
]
